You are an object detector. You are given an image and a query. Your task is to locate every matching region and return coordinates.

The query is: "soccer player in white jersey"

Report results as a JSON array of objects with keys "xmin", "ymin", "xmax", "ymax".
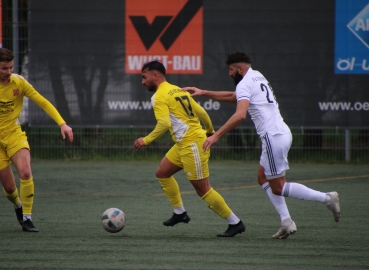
[
  {"xmin": 183, "ymin": 52, "xmax": 340, "ymax": 239},
  {"xmin": 134, "ymin": 60, "xmax": 245, "ymax": 237}
]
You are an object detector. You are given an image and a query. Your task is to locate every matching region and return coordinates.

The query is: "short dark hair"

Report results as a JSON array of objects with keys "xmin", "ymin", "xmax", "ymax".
[
  {"xmin": 226, "ymin": 52, "xmax": 251, "ymax": 65},
  {"xmin": 141, "ymin": 60, "xmax": 166, "ymax": 75},
  {"xmin": 0, "ymin": 48, "xmax": 14, "ymax": 63}
]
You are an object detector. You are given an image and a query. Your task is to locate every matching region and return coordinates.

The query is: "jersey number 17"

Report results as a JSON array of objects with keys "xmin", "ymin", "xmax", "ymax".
[{"xmin": 175, "ymin": 95, "xmax": 194, "ymax": 118}]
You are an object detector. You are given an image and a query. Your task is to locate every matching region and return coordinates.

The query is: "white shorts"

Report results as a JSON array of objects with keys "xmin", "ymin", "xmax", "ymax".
[{"xmin": 260, "ymin": 132, "xmax": 292, "ymax": 180}]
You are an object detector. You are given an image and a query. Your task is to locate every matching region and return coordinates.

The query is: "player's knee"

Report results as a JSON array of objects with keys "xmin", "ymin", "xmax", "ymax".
[
  {"xmin": 155, "ymin": 167, "xmax": 167, "ymax": 178},
  {"xmin": 257, "ymin": 176, "xmax": 267, "ymax": 186},
  {"xmin": 257, "ymin": 166, "xmax": 267, "ymax": 186},
  {"xmin": 271, "ymin": 187, "xmax": 283, "ymax": 196},
  {"xmin": 269, "ymin": 179, "xmax": 284, "ymax": 196},
  {"xmin": 268, "ymin": 175, "xmax": 286, "ymax": 195},
  {"xmin": 3, "ymin": 184, "xmax": 16, "ymax": 194},
  {"xmin": 190, "ymin": 185, "xmax": 205, "ymax": 197},
  {"xmin": 18, "ymin": 169, "xmax": 32, "ymax": 180},
  {"xmin": 190, "ymin": 178, "xmax": 211, "ymax": 197}
]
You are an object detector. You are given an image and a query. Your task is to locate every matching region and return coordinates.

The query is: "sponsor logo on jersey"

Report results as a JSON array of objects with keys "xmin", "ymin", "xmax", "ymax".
[
  {"xmin": 0, "ymin": 101, "xmax": 14, "ymax": 113},
  {"xmin": 125, "ymin": 0, "xmax": 203, "ymax": 74}
]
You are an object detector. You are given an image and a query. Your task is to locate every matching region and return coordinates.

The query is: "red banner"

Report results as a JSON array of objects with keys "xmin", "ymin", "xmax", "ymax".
[{"xmin": 125, "ymin": 0, "xmax": 203, "ymax": 74}]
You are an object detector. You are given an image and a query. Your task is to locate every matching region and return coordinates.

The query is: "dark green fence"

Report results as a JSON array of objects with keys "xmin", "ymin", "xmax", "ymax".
[{"xmin": 24, "ymin": 126, "xmax": 369, "ymax": 163}]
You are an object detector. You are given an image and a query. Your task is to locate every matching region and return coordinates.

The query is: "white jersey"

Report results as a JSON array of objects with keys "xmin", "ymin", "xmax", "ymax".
[{"xmin": 235, "ymin": 68, "xmax": 290, "ymax": 137}]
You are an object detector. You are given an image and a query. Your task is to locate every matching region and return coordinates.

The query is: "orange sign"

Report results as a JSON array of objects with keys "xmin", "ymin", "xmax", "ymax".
[{"xmin": 125, "ymin": 0, "xmax": 203, "ymax": 74}]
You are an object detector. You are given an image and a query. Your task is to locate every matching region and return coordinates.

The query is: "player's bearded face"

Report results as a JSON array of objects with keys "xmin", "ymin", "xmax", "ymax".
[
  {"xmin": 142, "ymin": 70, "xmax": 157, "ymax": 92},
  {"xmin": 145, "ymin": 78, "xmax": 156, "ymax": 92},
  {"xmin": 232, "ymin": 70, "xmax": 243, "ymax": 86}
]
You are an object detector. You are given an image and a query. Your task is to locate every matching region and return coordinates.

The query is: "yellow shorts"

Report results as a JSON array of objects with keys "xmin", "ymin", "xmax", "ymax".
[
  {"xmin": 165, "ymin": 137, "xmax": 210, "ymax": 180},
  {"xmin": 0, "ymin": 126, "xmax": 30, "ymax": 170}
]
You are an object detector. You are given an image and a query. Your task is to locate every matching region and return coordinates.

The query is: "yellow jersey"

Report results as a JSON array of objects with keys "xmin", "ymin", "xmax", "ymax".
[
  {"xmin": 143, "ymin": 81, "xmax": 214, "ymax": 145},
  {"xmin": 0, "ymin": 74, "xmax": 65, "ymax": 137}
]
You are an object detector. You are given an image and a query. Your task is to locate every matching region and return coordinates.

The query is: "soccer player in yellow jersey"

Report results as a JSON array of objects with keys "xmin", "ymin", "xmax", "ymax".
[
  {"xmin": 0, "ymin": 48, "xmax": 73, "ymax": 232},
  {"xmin": 134, "ymin": 60, "xmax": 245, "ymax": 237}
]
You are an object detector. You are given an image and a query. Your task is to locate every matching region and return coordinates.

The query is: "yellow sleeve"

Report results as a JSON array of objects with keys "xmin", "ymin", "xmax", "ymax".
[
  {"xmin": 192, "ymin": 101, "xmax": 214, "ymax": 134},
  {"xmin": 143, "ymin": 115, "xmax": 171, "ymax": 145},
  {"xmin": 23, "ymin": 80, "xmax": 66, "ymax": 126}
]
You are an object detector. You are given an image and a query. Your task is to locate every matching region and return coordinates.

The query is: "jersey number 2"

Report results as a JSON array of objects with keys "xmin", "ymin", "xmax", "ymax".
[{"xmin": 260, "ymin": 83, "xmax": 277, "ymax": 104}]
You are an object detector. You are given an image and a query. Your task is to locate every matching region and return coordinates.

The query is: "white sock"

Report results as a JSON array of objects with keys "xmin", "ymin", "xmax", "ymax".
[
  {"xmin": 282, "ymin": 182, "xmax": 326, "ymax": 202},
  {"xmin": 226, "ymin": 212, "xmax": 240, "ymax": 225},
  {"xmin": 262, "ymin": 183, "xmax": 291, "ymax": 221},
  {"xmin": 23, "ymin": 215, "xmax": 32, "ymax": 221},
  {"xmin": 173, "ymin": 206, "xmax": 185, "ymax": 214}
]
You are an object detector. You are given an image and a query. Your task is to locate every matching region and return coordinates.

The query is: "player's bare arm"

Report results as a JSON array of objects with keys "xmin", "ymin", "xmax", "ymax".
[
  {"xmin": 60, "ymin": 123, "xmax": 74, "ymax": 142},
  {"xmin": 181, "ymin": 87, "xmax": 205, "ymax": 96},
  {"xmin": 134, "ymin": 137, "xmax": 146, "ymax": 150},
  {"xmin": 182, "ymin": 87, "xmax": 236, "ymax": 103},
  {"xmin": 203, "ymin": 100, "xmax": 249, "ymax": 151}
]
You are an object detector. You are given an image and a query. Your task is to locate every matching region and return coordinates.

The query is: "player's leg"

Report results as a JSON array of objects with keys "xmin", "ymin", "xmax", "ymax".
[
  {"xmin": 157, "ymin": 145, "xmax": 190, "ymax": 226},
  {"xmin": 11, "ymin": 149, "xmax": 38, "ymax": 232},
  {"xmin": 8, "ymin": 130, "xmax": 38, "ymax": 232},
  {"xmin": 190, "ymin": 179, "xmax": 246, "ymax": 237},
  {"xmin": 258, "ymin": 165, "xmax": 291, "ymax": 221},
  {"xmin": 265, "ymin": 133, "xmax": 341, "ymax": 223},
  {"xmin": 0, "ymin": 154, "xmax": 23, "ymax": 226},
  {"xmin": 259, "ymin": 132, "xmax": 296, "ymax": 238},
  {"xmin": 0, "ymin": 132, "xmax": 24, "ymax": 227},
  {"xmin": 183, "ymin": 140, "xmax": 245, "ymax": 237},
  {"xmin": 1, "ymin": 166, "xmax": 21, "ymax": 207},
  {"xmin": 11, "ymin": 149, "xmax": 33, "ymax": 218},
  {"xmin": 258, "ymin": 165, "xmax": 296, "ymax": 239},
  {"xmin": 269, "ymin": 177, "xmax": 340, "ymax": 222}
]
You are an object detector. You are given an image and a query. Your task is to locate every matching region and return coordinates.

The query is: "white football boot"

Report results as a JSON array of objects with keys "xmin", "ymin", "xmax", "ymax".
[
  {"xmin": 272, "ymin": 218, "xmax": 297, "ymax": 239},
  {"xmin": 325, "ymin": 191, "xmax": 341, "ymax": 222}
]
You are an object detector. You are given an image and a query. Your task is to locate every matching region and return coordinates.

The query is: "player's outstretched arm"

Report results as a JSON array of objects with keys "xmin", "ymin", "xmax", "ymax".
[
  {"xmin": 203, "ymin": 99, "xmax": 249, "ymax": 151},
  {"xmin": 60, "ymin": 123, "xmax": 73, "ymax": 142},
  {"xmin": 182, "ymin": 87, "xmax": 236, "ymax": 103},
  {"xmin": 182, "ymin": 87, "xmax": 206, "ymax": 97}
]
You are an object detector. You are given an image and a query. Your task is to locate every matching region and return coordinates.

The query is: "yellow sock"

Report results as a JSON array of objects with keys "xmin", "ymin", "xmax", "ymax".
[
  {"xmin": 158, "ymin": 176, "xmax": 183, "ymax": 208},
  {"xmin": 3, "ymin": 187, "xmax": 21, "ymax": 207},
  {"xmin": 201, "ymin": 188, "xmax": 232, "ymax": 219},
  {"xmin": 20, "ymin": 178, "xmax": 34, "ymax": 215}
]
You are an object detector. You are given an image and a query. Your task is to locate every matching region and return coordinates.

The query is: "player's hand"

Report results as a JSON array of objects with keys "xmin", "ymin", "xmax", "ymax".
[
  {"xmin": 134, "ymin": 137, "xmax": 146, "ymax": 150},
  {"xmin": 60, "ymin": 123, "xmax": 73, "ymax": 142},
  {"xmin": 203, "ymin": 134, "xmax": 219, "ymax": 151},
  {"xmin": 182, "ymin": 87, "xmax": 205, "ymax": 97}
]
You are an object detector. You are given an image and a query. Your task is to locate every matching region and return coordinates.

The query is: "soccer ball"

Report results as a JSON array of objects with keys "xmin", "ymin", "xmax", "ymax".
[{"xmin": 101, "ymin": 208, "xmax": 126, "ymax": 233}]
